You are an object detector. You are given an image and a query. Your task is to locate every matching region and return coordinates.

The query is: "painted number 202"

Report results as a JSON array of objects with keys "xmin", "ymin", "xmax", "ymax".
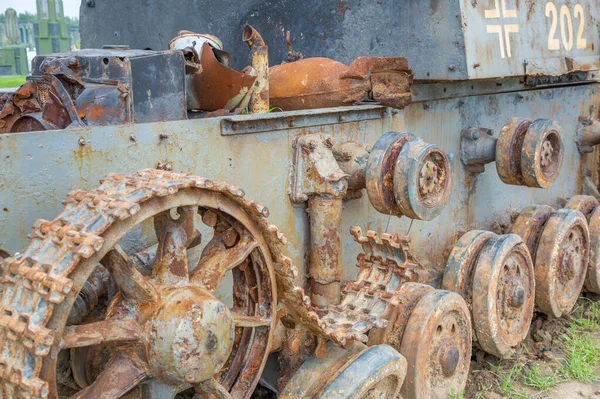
[{"xmin": 545, "ymin": 2, "xmax": 587, "ymax": 51}]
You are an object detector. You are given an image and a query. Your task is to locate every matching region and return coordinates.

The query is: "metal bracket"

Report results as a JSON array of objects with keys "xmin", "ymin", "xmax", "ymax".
[
  {"xmin": 460, "ymin": 128, "xmax": 497, "ymax": 173},
  {"xmin": 220, "ymin": 105, "xmax": 386, "ymax": 136},
  {"xmin": 576, "ymin": 118, "xmax": 600, "ymax": 154},
  {"xmin": 289, "ymin": 134, "xmax": 349, "ymax": 203}
]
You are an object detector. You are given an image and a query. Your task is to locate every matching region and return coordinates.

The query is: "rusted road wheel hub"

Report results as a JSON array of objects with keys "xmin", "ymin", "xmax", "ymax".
[
  {"xmin": 512, "ymin": 207, "xmax": 590, "ymax": 317},
  {"xmin": 566, "ymin": 195, "xmax": 600, "ymax": 294},
  {"xmin": 390, "ymin": 283, "xmax": 472, "ymax": 399},
  {"xmin": 143, "ymin": 286, "xmax": 234, "ymax": 384},
  {"xmin": 496, "ymin": 118, "xmax": 563, "ymax": 188},
  {"xmin": 280, "ymin": 342, "xmax": 406, "ymax": 399},
  {"xmin": 366, "ymin": 132, "xmax": 451, "ymax": 220},
  {"xmin": 0, "ymin": 169, "xmax": 285, "ymax": 399},
  {"xmin": 443, "ymin": 231, "xmax": 535, "ymax": 358}
]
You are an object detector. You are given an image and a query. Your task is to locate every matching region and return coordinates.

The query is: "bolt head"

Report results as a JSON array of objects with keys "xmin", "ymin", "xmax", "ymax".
[{"xmin": 441, "ymin": 346, "xmax": 460, "ymax": 377}]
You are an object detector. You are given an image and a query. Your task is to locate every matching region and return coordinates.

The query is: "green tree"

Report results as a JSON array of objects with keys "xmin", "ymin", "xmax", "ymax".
[{"xmin": 18, "ymin": 12, "xmax": 36, "ymax": 23}]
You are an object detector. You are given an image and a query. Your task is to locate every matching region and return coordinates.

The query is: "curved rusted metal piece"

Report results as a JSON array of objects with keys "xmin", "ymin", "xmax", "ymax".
[
  {"xmin": 535, "ymin": 209, "xmax": 590, "ymax": 317},
  {"xmin": 565, "ymin": 195, "xmax": 599, "ymax": 222},
  {"xmin": 496, "ymin": 118, "xmax": 533, "ymax": 186},
  {"xmin": 444, "ymin": 231, "xmax": 535, "ymax": 358},
  {"xmin": 269, "ymin": 56, "xmax": 412, "ymax": 111},
  {"xmin": 520, "ymin": 119, "xmax": 563, "ymax": 188},
  {"xmin": 366, "ymin": 132, "xmax": 414, "ymax": 216},
  {"xmin": 472, "ymin": 234, "xmax": 535, "ymax": 358},
  {"xmin": 393, "ymin": 137, "xmax": 451, "ymax": 220},
  {"xmin": 442, "ymin": 230, "xmax": 497, "ymax": 301},
  {"xmin": 280, "ymin": 342, "xmax": 406, "ymax": 399},
  {"xmin": 585, "ymin": 207, "xmax": 600, "ymax": 294},
  {"xmin": 366, "ymin": 132, "xmax": 452, "ymax": 220},
  {"xmin": 397, "ymin": 284, "xmax": 472, "ymax": 399},
  {"xmin": 187, "ymin": 42, "xmax": 257, "ymax": 111},
  {"xmin": 243, "ymin": 25, "xmax": 269, "ymax": 113},
  {"xmin": 496, "ymin": 118, "xmax": 563, "ymax": 188},
  {"xmin": 510, "ymin": 205, "xmax": 555, "ymax": 263}
]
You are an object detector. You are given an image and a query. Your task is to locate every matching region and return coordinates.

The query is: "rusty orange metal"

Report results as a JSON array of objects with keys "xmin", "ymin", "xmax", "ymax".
[
  {"xmin": 186, "ymin": 42, "xmax": 257, "ymax": 112},
  {"xmin": 269, "ymin": 56, "xmax": 413, "ymax": 111}
]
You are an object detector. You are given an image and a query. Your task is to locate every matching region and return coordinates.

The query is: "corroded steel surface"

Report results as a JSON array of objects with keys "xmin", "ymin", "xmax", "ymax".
[
  {"xmin": 535, "ymin": 209, "xmax": 590, "ymax": 317},
  {"xmin": 186, "ymin": 42, "xmax": 256, "ymax": 112},
  {"xmin": 308, "ymin": 197, "xmax": 342, "ymax": 307},
  {"xmin": 280, "ymin": 342, "xmax": 405, "ymax": 399},
  {"xmin": 565, "ymin": 194, "xmax": 599, "ymax": 222},
  {"xmin": 512, "ymin": 206, "xmax": 590, "ymax": 317},
  {"xmin": 443, "ymin": 231, "xmax": 535, "ymax": 358},
  {"xmin": 585, "ymin": 207, "xmax": 600, "ymax": 293},
  {"xmin": 471, "ymin": 234, "xmax": 535, "ymax": 358},
  {"xmin": 496, "ymin": 118, "xmax": 563, "ymax": 188},
  {"xmin": 397, "ymin": 284, "xmax": 472, "ymax": 399},
  {"xmin": 0, "ymin": 169, "xmax": 293, "ymax": 398},
  {"xmin": 0, "ymin": 49, "xmax": 187, "ymax": 133},
  {"xmin": 510, "ymin": 205, "xmax": 555, "ymax": 264},
  {"xmin": 0, "ymin": 84, "xmax": 596, "ymax": 301},
  {"xmin": 269, "ymin": 57, "xmax": 412, "ymax": 111},
  {"xmin": 243, "ymin": 25, "xmax": 269, "ymax": 114},
  {"xmin": 365, "ymin": 132, "xmax": 452, "ymax": 220}
]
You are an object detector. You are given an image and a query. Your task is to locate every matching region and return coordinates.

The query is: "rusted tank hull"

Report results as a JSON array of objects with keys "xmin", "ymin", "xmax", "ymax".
[{"xmin": 0, "ymin": 82, "xmax": 597, "ymax": 288}]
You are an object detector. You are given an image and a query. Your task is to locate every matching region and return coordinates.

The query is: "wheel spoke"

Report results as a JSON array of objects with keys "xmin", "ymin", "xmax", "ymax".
[
  {"xmin": 140, "ymin": 379, "xmax": 181, "ymax": 399},
  {"xmin": 101, "ymin": 245, "xmax": 158, "ymax": 303},
  {"xmin": 194, "ymin": 378, "xmax": 233, "ymax": 399},
  {"xmin": 190, "ymin": 228, "xmax": 257, "ymax": 292},
  {"xmin": 152, "ymin": 206, "xmax": 197, "ymax": 284},
  {"xmin": 231, "ymin": 311, "xmax": 271, "ymax": 328},
  {"xmin": 69, "ymin": 354, "xmax": 147, "ymax": 399},
  {"xmin": 61, "ymin": 318, "xmax": 142, "ymax": 349}
]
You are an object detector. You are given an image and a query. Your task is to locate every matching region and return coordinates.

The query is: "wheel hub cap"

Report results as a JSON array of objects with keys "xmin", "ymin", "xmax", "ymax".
[{"xmin": 144, "ymin": 286, "xmax": 234, "ymax": 384}]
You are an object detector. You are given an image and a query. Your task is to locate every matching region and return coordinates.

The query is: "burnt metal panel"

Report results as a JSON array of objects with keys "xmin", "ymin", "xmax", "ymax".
[
  {"xmin": 29, "ymin": 49, "xmax": 187, "ymax": 125},
  {"xmin": 79, "ymin": 0, "xmax": 600, "ymax": 81},
  {"xmin": 129, "ymin": 51, "xmax": 187, "ymax": 123},
  {"xmin": 79, "ymin": 0, "xmax": 468, "ymax": 81}
]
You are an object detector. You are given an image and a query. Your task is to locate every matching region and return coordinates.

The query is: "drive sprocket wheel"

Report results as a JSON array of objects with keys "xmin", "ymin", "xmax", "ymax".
[
  {"xmin": 535, "ymin": 209, "xmax": 590, "ymax": 317},
  {"xmin": 396, "ymin": 283, "xmax": 472, "ymax": 399},
  {"xmin": 443, "ymin": 231, "xmax": 535, "ymax": 358},
  {"xmin": 0, "ymin": 169, "xmax": 286, "ymax": 399},
  {"xmin": 280, "ymin": 341, "xmax": 406, "ymax": 399}
]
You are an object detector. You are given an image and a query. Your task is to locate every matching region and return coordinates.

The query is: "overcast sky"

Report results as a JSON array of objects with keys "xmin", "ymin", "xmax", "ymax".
[{"xmin": 0, "ymin": 0, "xmax": 80, "ymax": 17}]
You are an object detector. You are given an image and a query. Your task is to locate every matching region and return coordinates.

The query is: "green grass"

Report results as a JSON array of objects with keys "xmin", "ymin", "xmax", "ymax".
[
  {"xmin": 0, "ymin": 75, "xmax": 26, "ymax": 89},
  {"xmin": 522, "ymin": 365, "xmax": 558, "ymax": 391},
  {"xmin": 489, "ymin": 363, "xmax": 530, "ymax": 399},
  {"xmin": 572, "ymin": 300, "xmax": 600, "ymax": 331},
  {"xmin": 474, "ymin": 385, "xmax": 492, "ymax": 399},
  {"xmin": 560, "ymin": 324, "xmax": 600, "ymax": 383},
  {"xmin": 449, "ymin": 390, "xmax": 465, "ymax": 399}
]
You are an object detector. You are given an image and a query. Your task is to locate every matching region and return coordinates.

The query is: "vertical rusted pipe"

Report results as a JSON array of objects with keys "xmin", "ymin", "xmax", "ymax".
[
  {"xmin": 308, "ymin": 196, "xmax": 343, "ymax": 307},
  {"xmin": 243, "ymin": 25, "xmax": 269, "ymax": 113}
]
